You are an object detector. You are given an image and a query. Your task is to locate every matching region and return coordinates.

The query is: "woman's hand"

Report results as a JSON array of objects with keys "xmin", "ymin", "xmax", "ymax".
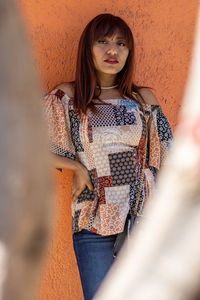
[
  {"xmin": 49, "ymin": 153, "xmax": 93, "ymax": 201},
  {"xmin": 71, "ymin": 164, "xmax": 93, "ymax": 201}
]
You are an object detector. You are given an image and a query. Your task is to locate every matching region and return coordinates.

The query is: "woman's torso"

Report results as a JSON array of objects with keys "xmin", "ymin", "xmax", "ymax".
[
  {"xmin": 61, "ymin": 88, "xmax": 152, "ymax": 236},
  {"xmin": 44, "ymin": 84, "xmax": 172, "ymax": 236}
]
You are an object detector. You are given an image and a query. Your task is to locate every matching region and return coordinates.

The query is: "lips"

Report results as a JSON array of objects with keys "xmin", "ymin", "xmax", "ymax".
[{"xmin": 104, "ymin": 57, "xmax": 119, "ymax": 64}]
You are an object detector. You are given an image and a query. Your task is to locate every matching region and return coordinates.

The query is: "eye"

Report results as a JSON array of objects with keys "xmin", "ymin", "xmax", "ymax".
[
  {"xmin": 97, "ymin": 39, "xmax": 107, "ymax": 44},
  {"xmin": 118, "ymin": 41, "xmax": 126, "ymax": 47}
]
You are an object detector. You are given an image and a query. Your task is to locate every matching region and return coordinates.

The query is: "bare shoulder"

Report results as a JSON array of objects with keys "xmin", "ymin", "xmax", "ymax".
[
  {"xmin": 139, "ymin": 88, "xmax": 159, "ymax": 105},
  {"xmin": 56, "ymin": 82, "xmax": 74, "ymax": 98}
]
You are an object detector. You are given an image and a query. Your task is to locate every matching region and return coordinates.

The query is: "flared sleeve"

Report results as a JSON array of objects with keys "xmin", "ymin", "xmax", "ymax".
[
  {"xmin": 42, "ymin": 88, "xmax": 76, "ymax": 160},
  {"xmin": 144, "ymin": 104, "xmax": 173, "ymax": 171}
]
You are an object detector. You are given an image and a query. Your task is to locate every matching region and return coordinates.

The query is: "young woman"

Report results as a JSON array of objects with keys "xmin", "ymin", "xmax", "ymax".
[{"xmin": 43, "ymin": 13, "xmax": 173, "ymax": 300}]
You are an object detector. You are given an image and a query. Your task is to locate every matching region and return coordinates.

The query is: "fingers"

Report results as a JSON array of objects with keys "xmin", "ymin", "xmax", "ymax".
[
  {"xmin": 71, "ymin": 170, "xmax": 94, "ymax": 201},
  {"xmin": 71, "ymin": 188, "xmax": 82, "ymax": 202},
  {"xmin": 87, "ymin": 181, "xmax": 93, "ymax": 191},
  {"xmin": 71, "ymin": 182, "xmax": 93, "ymax": 201}
]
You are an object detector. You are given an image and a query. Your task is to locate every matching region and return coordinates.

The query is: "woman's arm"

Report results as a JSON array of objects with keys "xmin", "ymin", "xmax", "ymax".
[
  {"xmin": 50, "ymin": 152, "xmax": 80, "ymax": 171},
  {"xmin": 50, "ymin": 153, "xmax": 93, "ymax": 201},
  {"xmin": 138, "ymin": 88, "xmax": 173, "ymax": 170},
  {"xmin": 43, "ymin": 88, "xmax": 93, "ymax": 201}
]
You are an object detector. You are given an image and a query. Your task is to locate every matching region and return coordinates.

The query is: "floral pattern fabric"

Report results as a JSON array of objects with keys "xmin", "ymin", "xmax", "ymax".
[{"xmin": 43, "ymin": 88, "xmax": 173, "ymax": 236}]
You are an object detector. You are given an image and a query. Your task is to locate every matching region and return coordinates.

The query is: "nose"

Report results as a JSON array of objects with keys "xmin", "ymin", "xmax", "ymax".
[{"xmin": 106, "ymin": 44, "xmax": 118, "ymax": 55}]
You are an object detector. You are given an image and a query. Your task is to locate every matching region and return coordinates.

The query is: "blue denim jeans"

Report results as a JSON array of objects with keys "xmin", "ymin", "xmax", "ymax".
[{"xmin": 73, "ymin": 229, "xmax": 117, "ymax": 300}]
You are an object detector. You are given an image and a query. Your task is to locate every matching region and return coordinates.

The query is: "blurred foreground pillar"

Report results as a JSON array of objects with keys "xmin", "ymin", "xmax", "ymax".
[
  {"xmin": 95, "ymin": 9, "xmax": 200, "ymax": 300},
  {"xmin": 0, "ymin": 1, "xmax": 52, "ymax": 300}
]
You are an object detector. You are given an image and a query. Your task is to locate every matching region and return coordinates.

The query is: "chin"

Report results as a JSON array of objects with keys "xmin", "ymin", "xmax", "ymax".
[{"xmin": 102, "ymin": 69, "xmax": 119, "ymax": 75}]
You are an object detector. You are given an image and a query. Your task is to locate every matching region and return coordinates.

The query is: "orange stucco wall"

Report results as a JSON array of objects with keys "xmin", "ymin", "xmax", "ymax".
[{"xmin": 17, "ymin": 1, "xmax": 198, "ymax": 299}]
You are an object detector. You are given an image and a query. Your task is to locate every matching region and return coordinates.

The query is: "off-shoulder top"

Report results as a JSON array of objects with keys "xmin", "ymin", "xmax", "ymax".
[{"xmin": 43, "ymin": 88, "xmax": 173, "ymax": 236}]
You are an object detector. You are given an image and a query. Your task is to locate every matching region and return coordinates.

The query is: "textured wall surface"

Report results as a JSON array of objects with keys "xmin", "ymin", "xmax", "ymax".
[{"xmin": 18, "ymin": 1, "xmax": 199, "ymax": 299}]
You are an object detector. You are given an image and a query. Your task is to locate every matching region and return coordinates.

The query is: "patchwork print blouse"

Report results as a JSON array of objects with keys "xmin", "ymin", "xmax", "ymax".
[{"xmin": 43, "ymin": 88, "xmax": 173, "ymax": 236}]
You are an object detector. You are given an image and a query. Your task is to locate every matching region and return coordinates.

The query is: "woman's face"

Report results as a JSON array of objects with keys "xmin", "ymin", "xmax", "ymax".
[{"xmin": 92, "ymin": 32, "xmax": 129, "ymax": 78}]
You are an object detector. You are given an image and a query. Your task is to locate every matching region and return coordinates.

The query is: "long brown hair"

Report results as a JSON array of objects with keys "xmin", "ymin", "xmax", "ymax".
[{"xmin": 73, "ymin": 13, "xmax": 146, "ymax": 114}]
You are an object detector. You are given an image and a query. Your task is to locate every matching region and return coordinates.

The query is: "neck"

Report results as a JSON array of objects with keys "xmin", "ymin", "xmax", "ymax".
[{"xmin": 96, "ymin": 72, "xmax": 116, "ymax": 87}]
